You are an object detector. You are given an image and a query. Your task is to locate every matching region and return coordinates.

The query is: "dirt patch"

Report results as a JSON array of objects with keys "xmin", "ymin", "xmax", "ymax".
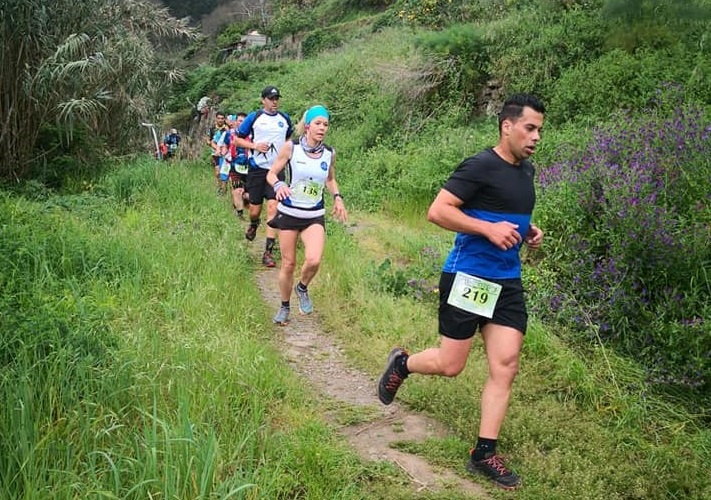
[{"xmin": 254, "ymin": 263, "xmax": 489, "ymax": 498}]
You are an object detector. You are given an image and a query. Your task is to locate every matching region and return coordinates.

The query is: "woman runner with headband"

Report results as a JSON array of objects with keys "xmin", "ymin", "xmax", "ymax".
[{"xmin": 266, "ymin": 105, "xmax": 347, "ymax": 325}]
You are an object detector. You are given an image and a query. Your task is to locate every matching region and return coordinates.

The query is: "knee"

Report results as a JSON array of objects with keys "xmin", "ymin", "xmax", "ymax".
[
  {"xmin": 441, "ymin": 365, "xmax": 465, "ymax": 378},
  {"xmin": 440, "ymin": 359, "xmax": 467, "ymax": 377},
  {"xmin": 303, "ymin": 257, "xmax": 321, "ymax": 272},
  {"xmin": 280, "ymin": 259, "xmax": 296, "ymax": 273},
  {"xmin": 491, "ymin": 357, "xmax": 520, "ymax": 383}
]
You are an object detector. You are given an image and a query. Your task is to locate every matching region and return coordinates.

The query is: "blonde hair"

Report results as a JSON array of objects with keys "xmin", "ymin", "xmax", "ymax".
[{"xmin": 294, "ymin": 114, "xmax": 308, "ymax": 138}]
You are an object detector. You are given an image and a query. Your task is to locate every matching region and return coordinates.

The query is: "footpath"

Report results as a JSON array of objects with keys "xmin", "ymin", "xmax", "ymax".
[{"xmin": 251, "ymin": 248, "xmax": 489, "ymax": 498}]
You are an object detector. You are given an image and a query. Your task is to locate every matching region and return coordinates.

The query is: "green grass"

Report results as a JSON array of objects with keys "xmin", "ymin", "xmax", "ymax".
[
  {"xmin": 2, "ymin": 154, "xmax": 710, "ymax": 498},
  {"xmin": 314, "ymin": 211, "xmax": 711, "ymax": 500},
  {"xmin": 0, "ymin": 159, "xmax": 407, "ymax": 499}
]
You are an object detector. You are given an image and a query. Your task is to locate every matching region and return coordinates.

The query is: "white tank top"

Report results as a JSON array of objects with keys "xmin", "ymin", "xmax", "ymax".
[{"xmin": 278, "ymin": 142, "xmax": 333, "ymax": 219}]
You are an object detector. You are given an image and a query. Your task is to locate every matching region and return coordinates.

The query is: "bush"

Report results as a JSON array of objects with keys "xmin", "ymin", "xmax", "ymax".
[
  {"xmin": 549, "ymin": 48, "xmax": 697, "ymax": 125},
  {"xmin": 414, "ymin": 24, "xmax": 489, "ymax": 103},
  {"xmin": 534, "ymin": 84, "xmax": 711, "ymax": 392},
  {"xmin": 483, "ymin": 6, "xmax": 606, "ymax": 101},
  {"xmin": 302, "ymin": 28, "xmax": 345, "ymax": 58}
]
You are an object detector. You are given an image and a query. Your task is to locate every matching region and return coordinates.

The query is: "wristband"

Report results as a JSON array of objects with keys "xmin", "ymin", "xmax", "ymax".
[
  {"xmin": 333, "ymin": 193, "xmax": 343, "ymax": 200},
  {"xmin": 273, "ymin": 181, "xmax": 287, "ymax": 191}
]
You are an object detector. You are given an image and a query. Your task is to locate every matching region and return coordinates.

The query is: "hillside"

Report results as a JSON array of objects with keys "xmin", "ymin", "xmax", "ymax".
[
  {"xmin": 1, "ymin": 0, "xmax": 709, "ymax": 498},
  {"xmin": 156, "ymin": 0, "xmax": 265, "ymax": 35}
]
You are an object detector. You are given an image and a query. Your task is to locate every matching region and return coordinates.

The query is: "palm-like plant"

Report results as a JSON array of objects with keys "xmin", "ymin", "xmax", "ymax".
[{"xmin": 0, "ymin": 0, "xmax": 196, "ymax": 180}]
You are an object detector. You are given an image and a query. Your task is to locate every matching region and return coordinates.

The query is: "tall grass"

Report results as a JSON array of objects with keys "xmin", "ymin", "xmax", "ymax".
[
  {"xmin": 0, "ymin": 158, "xmax": 385, "ymax": 499},
  {"xmin": 314, "ymin": 212, "xmax": 711, "ymax": 499}
]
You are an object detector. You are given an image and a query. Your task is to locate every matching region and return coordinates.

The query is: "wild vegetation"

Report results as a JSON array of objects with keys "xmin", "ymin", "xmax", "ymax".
[
  {"xmin": 0, "ymin": 0, "xmax": 195, "ymax": 183},
  {"xmin": 2, "ymin": 0, "xmax": 710, "ymax": 498}
]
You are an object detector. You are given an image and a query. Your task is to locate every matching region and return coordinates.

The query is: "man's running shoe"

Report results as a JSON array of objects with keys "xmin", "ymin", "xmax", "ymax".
[
  {"xmin": 245, "ymin": 225, "xmax": 257, "ymax": 241},
  {"xmin": 294, "ymin": 285, "xmax": 313, "ymax": 314},
  {"xmin": 273, "ymin": 306, "xmax": 290, "ymax": 325},
  {"xmin": 466, "ymin": 451, "xmax": 521, "ymax": 490},
  {"xmin": 262, "ymin": 251, "xmax": 276, "ymax": 267},
  {"xmin": 377, "ymin": 347, "xmax": 408, "ymax": 405}
]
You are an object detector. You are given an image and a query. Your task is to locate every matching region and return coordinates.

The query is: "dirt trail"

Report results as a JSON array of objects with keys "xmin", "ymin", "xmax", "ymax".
[{"xmin": 254, "ymin": 263, "xmax": 489, "ymax": 498}]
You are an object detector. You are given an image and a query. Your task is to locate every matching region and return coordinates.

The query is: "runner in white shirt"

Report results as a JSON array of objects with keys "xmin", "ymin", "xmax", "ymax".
[
  {"xmin": 265, "ymin": 105, "xmax": 347, "ymax": 325},
  {"xmin": 234, "ymin": 86, "xmax": 293, "ymax": 267}
]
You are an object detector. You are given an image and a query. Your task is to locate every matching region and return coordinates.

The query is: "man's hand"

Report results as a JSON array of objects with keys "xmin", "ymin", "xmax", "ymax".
[
  {"xmin": 487, "ymin": 221, "xmax": 522, "ymax": 251},
  {"xmin": 524, "ymin": 224, "xmax": 543, "ymax": 250}
]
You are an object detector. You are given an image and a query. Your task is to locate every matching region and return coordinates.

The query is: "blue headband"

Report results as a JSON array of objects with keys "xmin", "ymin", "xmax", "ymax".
[{"xmin": 304, "ymin": 105, "xmax": 329, "ymax": 125}]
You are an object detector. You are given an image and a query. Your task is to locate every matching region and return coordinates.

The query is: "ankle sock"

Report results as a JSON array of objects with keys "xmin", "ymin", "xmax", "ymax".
[
  {"xmin": 472, "ymin": 437, "xmax": 497, "ymax": 461},
  {"xmin": 281, "ymin": 301, "xmax": 290, "ymax": 308},
  {"xmin": 266, "ymin": 237, "xmax": 275, "ymax": 252},
  {"xmin": 396, "ymin": 353, "xmax": 410, "ymax": 376},
  {"xmin": 296, "ymin": 282, "xmax": 307, "ymax": 292}
]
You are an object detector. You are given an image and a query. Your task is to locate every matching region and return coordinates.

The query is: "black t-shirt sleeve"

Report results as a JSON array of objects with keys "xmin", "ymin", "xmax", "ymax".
[{"xmin": 442, "ymin": 154, "xmax": 487, "ymax": 203}]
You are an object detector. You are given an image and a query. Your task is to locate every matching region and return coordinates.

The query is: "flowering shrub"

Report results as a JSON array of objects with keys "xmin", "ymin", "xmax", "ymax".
[
  {"xmin": 395, "ymin": 0, "xmax": 456, "ymax": 28},
  {"xmin": 534, "ymin": 84, "xmax": 711, "ymax": 391}
]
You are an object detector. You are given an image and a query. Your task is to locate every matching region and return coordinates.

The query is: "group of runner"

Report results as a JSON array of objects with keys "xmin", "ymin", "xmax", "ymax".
[
  {"xmin": 206, "ymin": 87, "xmax": 548, "ymax": 491},
  {"xmin": 205, "ymin": 85, "xmax": 347, "ymax": 326}
]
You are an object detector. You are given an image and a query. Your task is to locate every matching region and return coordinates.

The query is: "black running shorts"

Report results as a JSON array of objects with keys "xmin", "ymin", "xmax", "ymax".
[
  {"xmin": 245, "ymin": 168, "xmax": 273, "ymax": 205},
  {"xmin": 267, "ymin": 212, "xmax": 325, "ymax": 231},
  {"xmin": 438, "ymin": 272, "xmax": 528, "ymax": 339}
]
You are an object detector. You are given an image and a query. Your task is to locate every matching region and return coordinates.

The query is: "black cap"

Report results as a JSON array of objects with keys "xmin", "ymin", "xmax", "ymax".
[{"xmin": 261, "ymin": 86, "xmax": 281, "ymax": 98}]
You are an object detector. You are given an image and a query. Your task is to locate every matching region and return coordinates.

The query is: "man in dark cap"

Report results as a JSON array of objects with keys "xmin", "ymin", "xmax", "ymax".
[{"xmin": 234, "ymin": 86, "xmax": 293, "ymax": 267}]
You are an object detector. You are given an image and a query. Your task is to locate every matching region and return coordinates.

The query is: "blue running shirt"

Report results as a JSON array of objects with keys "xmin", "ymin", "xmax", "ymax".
[{"xmin": 441, "ymin": 148, "xmax": 536, "ymax": 280}]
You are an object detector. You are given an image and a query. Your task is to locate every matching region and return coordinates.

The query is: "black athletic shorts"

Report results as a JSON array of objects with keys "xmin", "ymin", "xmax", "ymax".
[
  {"xmin": 229, "ymin": 171, "xmax": 246, "ymax": 190},
  {"xmin": 438, "ymin": 272, "xmax": 528, "ymax": 340},
  {"xmin": 267, "ymin": 212, "xmax": 325, "ymax": 231},
  {"xmin": 246, "ymin": 168, "xmax": 284, "ymax": 205}
]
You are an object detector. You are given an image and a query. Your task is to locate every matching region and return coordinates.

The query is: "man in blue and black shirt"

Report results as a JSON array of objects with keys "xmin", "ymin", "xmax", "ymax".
[{"xmin": 378, "ymin": 94, "xmax": 546, "ymax": 491}]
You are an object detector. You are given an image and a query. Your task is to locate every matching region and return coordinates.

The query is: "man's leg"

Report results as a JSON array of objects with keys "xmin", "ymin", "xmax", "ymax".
[
  {"xmin": 245, "ymin": 201, "xmax": 262, "ymax": 240},
  {"xmin": 466, "ymin": 323, "xmax": 523, "ymax": 490},
  {"xmin": 405, "ymin": 336, "xmax": 473, "ymax": 377},
  {"xmin": 244, "ymin": 171, "xmax": 265, "ymax": 242},
  {"xmin": 261, "ymin": 198, "xmax": 279, "ymax": 267},
  {"xmin": 478, "ymin": 324, "xmax": 523, "ymax": 438},
  {"xmin": 377, "ymin": 336, "xmax": 473, "ymax": 406}
]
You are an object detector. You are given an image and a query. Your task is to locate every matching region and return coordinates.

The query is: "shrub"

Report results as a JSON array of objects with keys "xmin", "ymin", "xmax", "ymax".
[
  {"xmin": 483, "ymin": 6, "xmax": 606, "ymax": 101},
  {"xmin": 549, "ymin": 48, "xmax": 698, "ymax": 125},
  {"xmin": 414, "ymin": 24, "xmax": 490, "ymax": 103},
  {"xmin": 534, "ymin": 84, "xmax": 711, "ymax": 393},
  {"xmin": 302, "ymin": 28, "xmax": 345, "ymax": 58}
]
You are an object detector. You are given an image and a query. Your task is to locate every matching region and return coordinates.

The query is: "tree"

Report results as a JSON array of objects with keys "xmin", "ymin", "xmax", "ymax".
[{"xmin": 0, "ymin": 0, "xmax": 196, "ymax": 181}]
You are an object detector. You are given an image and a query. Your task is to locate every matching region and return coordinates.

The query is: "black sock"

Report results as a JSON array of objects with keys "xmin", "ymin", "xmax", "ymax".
[
  {"xmin": 296, "ymin": 282, "xmax": 307, "ymax": 292},
  {"xmin": 396, "ymin": 353, "xmax": 410, "ymax": 377},
  {"xmin": 472, "ymin": 437, "xmax": 497, "ymax": 461},
  {"xmin": 250, "ymin": 218, "xmax": 259, "ymax": 227},
  {"xmin": 281, "ymin": 301, "xmax": 290, "ymax": 308},
  {"xmin": 266, "ymin": 237, "xmax": 275, "ymax": 252}
]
